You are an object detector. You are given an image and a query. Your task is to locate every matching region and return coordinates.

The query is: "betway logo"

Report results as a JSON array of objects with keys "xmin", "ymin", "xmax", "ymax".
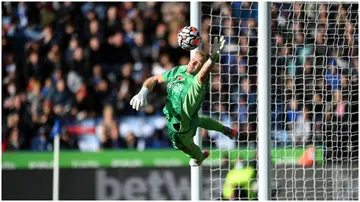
[{"xmin": 95, "ymin": 169, "xmax": 215, "ymax": 200}]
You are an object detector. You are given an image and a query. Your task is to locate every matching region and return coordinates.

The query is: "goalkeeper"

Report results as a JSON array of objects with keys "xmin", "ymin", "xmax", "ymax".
[{"xmin": 130, "ymin": 37, "xmax": 236, "ymax": 166}]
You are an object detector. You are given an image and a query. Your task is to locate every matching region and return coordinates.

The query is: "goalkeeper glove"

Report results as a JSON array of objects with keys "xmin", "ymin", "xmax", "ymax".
[
  {"xmin": 210, "ymin": 36, "xmax": 225, "ymax": 62},
  {"xmin": 130, "ymin": 87, "xmax": 148, "ymax": 111}
]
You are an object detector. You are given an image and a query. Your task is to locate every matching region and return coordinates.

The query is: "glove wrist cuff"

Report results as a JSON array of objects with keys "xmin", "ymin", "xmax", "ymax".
[
  {"xmin": 207, "ymin": 58, "xmax": 215, "ymax": 64},
  {"xmin": 140, "ymin": 87, "xmax": 149, "ymax": 95},
  {"xmin": 210, "ymin": 55, "xmax": 218, "ymax": 62}
]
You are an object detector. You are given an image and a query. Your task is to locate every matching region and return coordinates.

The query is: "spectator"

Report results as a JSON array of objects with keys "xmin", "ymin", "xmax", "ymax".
[
  {"xmin": 27, "ymin": 80, "xmax": 43, "ymax": 118},
  {"xmin": 46, "ymin": 79, "xmax": 73, "ymax": 116},
  {"xmin": 97, "ymin": 105, "xmax": 118, "ymax": 147},
  {"xmin": 86, "ymin": 37, "xmax": 104, "ymax": 68},
  {"xmin": 69, "ymin": 46, "xmax": 90, "ymax": 81},
  {"xmin": 60, "ymin": 127, "xmax": 78, "ymax": 150},
  {"xmin": 24, "ymin": 52, "xmax": 43, "ymax": 82},
  {"xmin": 106, "ymin": 32, "xmax": 133, "ymax": 65},
  {"xmin": 131, "ymin": 32, "xmax": 152, "ymax": 64},
  {"xmin": 85, "ymin": 19, "xmax": 104, "ymax": 45},
  {"xmin": 289, "ymin": 106, "xmax": 312, "ymax": 145},
  {"xmin": 31, "ymin": 127, "xmax": 49, "ymax": 151},
  {"xmin": 41, "ymin": 78, "xmax": 53, "ymax": 98},
  {"xmin": 93, "ymin": 78, "xmax": 113, "ymax": 114},
  {"xmin": 325, "ymin": 65, "xmax": 341, "ymax": 91},
  {"xmin": 285, "ymin": 99, "xmax": 302, "ymax": 131},
  {"xmin": 6, "ymin": 127, "xmax": 24, "ymax": 151},
  {"xmin": 64, "ymin": 37, "xmax": 79, "ymax": 64},
  {"xmin": 35, "ymin": 100, "xmax": 55, "ymax": 135},
  {"xmin": 102, "ymin": 123, "xmax": 125, "ymax": 149},
  {"xmin": 38, "ymin": 26, "xmax": 55, "ymax": 58},
  {"xmin": 122, "ymin": 18, "xmax": 136, "ymax": 46},
  {"xmin": 71, "ymin": 83, "xmax": 94, "ymax": 120},
  {"xmin": 105, "ymin": 6, "xmax": 121, "ymax": 37},
  {"xmin": 116, "ymin": 63, "xmax": 136, "ymax": 114},
  {"xmin": 123, "ymin": 132, "xmax": 138, "ymax": 149},
  {"xmin": 3, "ymin": 54, "xmax": 18, "ymax": 86}
]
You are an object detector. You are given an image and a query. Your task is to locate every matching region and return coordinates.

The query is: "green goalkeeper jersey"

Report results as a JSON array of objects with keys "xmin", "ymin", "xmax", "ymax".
[{"xmin": 161, "ymin": 65, "xmax": 207, "ymax": 133}]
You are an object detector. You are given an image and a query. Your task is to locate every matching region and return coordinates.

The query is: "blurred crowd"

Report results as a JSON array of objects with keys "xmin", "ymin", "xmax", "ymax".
[
  {"xmin": 2, "ymin": 2, "xmax": 190, "ymax": 151},
  {"xmin": 200, "ymin": 2, "xmax": 358, "ymax": 156},
  {"xmin": 269, "ymin": 3, "xmax": 358, "ymax": 158},
  {"xmin": 2, "ymin": 2, "xmax": 358, "ymax": 155}
]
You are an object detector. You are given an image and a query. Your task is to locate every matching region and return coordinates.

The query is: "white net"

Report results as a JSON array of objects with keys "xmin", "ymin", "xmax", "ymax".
[
  {"xmin": 270, "ymin": 2, "xmax": 358, "ymax": 200},
  {"xmin": 201, "ymin": 1, "xmax": 358, "ymax": 200},
  {"xmin": 201, "ymin": 2, "xmax": 259, "ymax": 200}
]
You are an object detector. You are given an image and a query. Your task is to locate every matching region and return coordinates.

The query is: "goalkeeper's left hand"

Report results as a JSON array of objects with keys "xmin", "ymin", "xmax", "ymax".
[
  {"xmin": 130, "ymin": 87, "xmax": 149, "ymax": 111},
  {"xmin": 210, "ymin": 36, "xmax": 225, "ymax": 62}
]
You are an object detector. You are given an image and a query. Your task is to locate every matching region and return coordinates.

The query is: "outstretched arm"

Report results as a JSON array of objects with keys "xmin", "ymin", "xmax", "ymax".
[
  {"xmin": 197, "ymin": 36, "xmax": 225, "ymax": 86},
  {"xmin": 143, "ymin": 74, "xmax": 165, "ymax": 92},
  {"xmin": 197, "ymin": 59, "xmax": 215, "ymax": 86},
  {"xmin": 130, "ymin": 74, "xmax": 165, "ymax": 111}
]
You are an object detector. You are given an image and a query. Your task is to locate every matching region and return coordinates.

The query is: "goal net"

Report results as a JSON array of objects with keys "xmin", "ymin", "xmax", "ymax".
[
  {"xmin": 270, "ymin": 2, "xmax": 358, "ymax": 200},
  {"xmin": 201, "ymin": 2, "xmax": 358, "ymax": 200}
]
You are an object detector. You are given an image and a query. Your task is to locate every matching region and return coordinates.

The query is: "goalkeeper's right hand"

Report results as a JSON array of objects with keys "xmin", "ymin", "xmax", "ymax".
[
  {"xmin": 210, "ymin": 36, "xmax": 225, "ymax": 62},
  {"xmin": 130, "ymin": 87, "xmax": 149, "ymax": 111}
]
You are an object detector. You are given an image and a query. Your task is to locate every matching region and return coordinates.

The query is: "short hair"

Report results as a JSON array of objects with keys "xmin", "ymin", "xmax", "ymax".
[{"xmin": 195, "ymin": 51, "xmax": 209, "ymax": 63}]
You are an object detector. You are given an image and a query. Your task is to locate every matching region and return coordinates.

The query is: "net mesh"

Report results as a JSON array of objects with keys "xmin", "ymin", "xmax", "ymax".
[
  {"xmin": 270, "ymin": 2, "xmax": 358, "ymax": 200},
  {"xmin": 201, "ymin": 1, "xmax": 358, "ymax": 200},
  {"xmin": 201, "ymin": 2, "xmax": 258, "ymax": 200}
]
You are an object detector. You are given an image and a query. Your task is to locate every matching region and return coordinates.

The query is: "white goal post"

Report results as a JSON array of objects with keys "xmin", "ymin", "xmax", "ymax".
[
  {"xmin": 190, "ymin": 1, "xmax": 202, "ymax": 201},
  {"xmin": 257, "ymin": 1, "xmax": 271, "ymax": 200}
]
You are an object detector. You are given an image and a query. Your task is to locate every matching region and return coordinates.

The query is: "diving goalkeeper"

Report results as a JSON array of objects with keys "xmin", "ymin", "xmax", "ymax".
[{"xmin": 130, "ymin": 37, "xmax": 236, "ymax": 166}]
